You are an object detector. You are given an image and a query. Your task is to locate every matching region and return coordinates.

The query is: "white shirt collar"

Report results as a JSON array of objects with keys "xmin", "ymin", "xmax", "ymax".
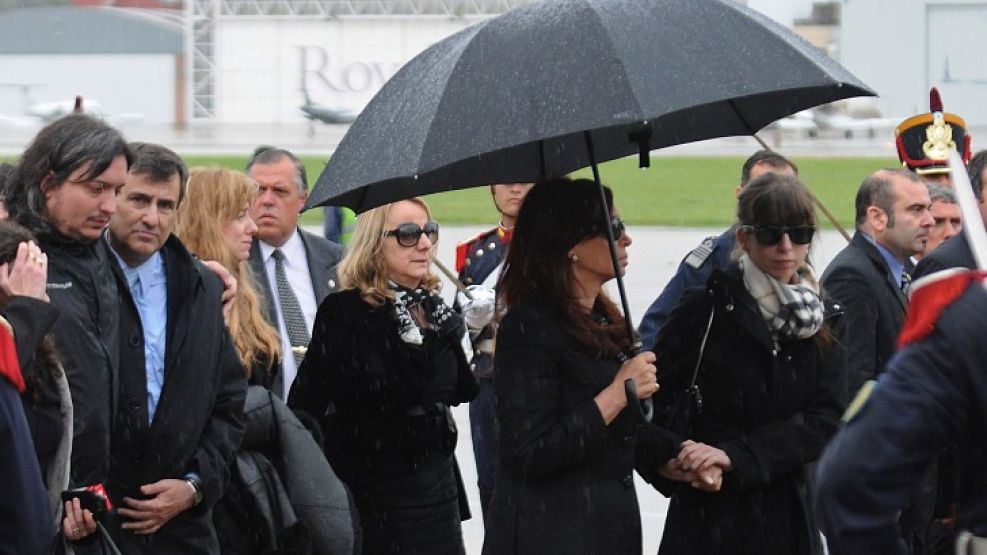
[{"xmin": 259, "ymin": 227, "xmax": 304, "ymax": 263}]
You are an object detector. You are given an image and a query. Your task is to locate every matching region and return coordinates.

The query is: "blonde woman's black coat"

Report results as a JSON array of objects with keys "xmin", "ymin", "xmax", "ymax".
[
  {"xmin": 651, "ymin": 266, "xmax": 847, "ymax": 555},
  {"xmin": 288, "ymin": 289, "xmax": 478, "ymax": 554}
]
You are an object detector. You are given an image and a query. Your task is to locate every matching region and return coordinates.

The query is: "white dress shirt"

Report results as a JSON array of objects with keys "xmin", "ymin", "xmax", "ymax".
[{"xmin": 259, "ymin": 229, "xmax": 318, "ymax": 395}]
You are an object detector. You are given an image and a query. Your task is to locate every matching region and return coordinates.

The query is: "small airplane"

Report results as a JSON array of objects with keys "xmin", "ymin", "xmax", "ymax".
[
  {"xmin": 26, "ymin": 96, "xmax": 104, "ymax": 121},
  {"xmin": 300, "ymin": 88, "xmax": 358, "ymax": 124},
  {"xmin": 764, "ymin": 98, "xmax": 900, "ymax": 142},
  {"xmin": 807, "ymin": 101, "xmax": 899, "ymax": 139}
]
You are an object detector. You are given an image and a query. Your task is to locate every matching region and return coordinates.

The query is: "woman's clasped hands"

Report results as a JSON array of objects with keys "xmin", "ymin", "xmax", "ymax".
[{"xmin": 659, "ymin": 439, "xmax": 731, "ymax": 492}]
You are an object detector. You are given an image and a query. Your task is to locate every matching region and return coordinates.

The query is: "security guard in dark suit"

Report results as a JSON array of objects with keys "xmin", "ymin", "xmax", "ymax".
[
  {"xmin": 814, "ymin": 269, "xmax": 987, "ymax": 555},
  {"xmin": 638, "ymin": 151, "xmax": 796, "ymax": 350},
  {"xmin": 455, "ymin": 182, "xmax": 531, "ymax": 518}
]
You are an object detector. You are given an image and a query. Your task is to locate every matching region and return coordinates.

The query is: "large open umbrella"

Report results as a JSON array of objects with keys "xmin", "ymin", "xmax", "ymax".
[
  {"xmin": 307, "ymin": 0, "xmax": 873, "ymax": 212},
  {"xmin": 308, "ymin": 0, "xmax": 875, "ymax": 419}
]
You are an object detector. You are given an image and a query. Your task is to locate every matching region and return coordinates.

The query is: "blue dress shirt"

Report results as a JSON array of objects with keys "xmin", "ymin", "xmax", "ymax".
[
  {"xmin": 862, "ymin": 233, "xmax": 906, "ymax": 288},
  {"xmin": 111, "ymin": 249, "xmax": 168, "ymax": 425}
]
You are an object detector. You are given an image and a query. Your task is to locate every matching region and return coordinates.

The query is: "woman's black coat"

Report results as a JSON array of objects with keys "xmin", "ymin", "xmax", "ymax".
[
  {"xmin": 287, "ymin": 289, "xmax": 478, "ymax": 530},
  {"xmin": 482, "ymin": 300, "xmax": 672, "ymax": 555},
  {"xmin": 650, "ymin": 265, "xmax": 847, "ymax": 555}
]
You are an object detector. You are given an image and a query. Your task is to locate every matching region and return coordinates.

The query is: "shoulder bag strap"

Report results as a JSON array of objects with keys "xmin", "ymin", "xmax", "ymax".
[{"xmin": 687, "ymin": 302, "xmax": 716, "ymax": 389}]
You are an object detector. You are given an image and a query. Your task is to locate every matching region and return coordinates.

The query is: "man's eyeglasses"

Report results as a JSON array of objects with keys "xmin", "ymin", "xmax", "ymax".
[
  {"xmin": 741, "ymin": 224, "xmax": 815, "ymax": 246},
  {"xmin": 385, "ymin": 221, "xmax": 439, "ymax": 247}
]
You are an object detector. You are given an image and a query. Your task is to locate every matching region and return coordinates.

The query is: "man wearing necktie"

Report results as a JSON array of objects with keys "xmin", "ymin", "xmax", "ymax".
[
  {"xmin": 247, "ymin": 146, "xmax": 344, "ymax": 398},
  {"xmin": 821, "ymin": 168, "xmax": 933, "ymax": 554}
]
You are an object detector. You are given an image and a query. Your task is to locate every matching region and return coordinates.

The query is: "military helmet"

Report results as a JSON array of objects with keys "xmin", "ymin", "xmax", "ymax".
[{"xmin": 895, "ymin": 87, "xmax": 972, "ymax": 176}]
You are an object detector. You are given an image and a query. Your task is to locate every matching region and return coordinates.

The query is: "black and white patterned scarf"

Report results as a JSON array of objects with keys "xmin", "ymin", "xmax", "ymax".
[
  {"xmin": 389, "ymin": 282, "xmax": 459, "ymax": 345},
  {"xmin": 739, "ymin": 254, "xmax": 824, "ymax": 340}
]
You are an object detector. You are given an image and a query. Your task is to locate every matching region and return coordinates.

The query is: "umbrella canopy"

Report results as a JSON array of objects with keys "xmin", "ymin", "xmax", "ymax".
[{"xmin": 307, "ymin": 0, "xmax": 875, "ymax": 212}]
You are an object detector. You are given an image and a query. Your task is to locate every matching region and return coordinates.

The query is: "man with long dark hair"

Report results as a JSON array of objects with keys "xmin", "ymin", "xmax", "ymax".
[{"xmin": 5, "ymin": 114, "xmax": 132, "ymax": 493}]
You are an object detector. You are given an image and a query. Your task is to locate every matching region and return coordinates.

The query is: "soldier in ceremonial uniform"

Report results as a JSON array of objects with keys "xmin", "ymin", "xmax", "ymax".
[
  {"xmin": 815, "ymin": 269, "xmax": 987, "ymax": 555},
  {"xmin": 454, "ymin": 182, "xmax": 532, "ymax": 518},
  {"xmin": 637, "ymin": 151, "xmax": 796, "ymax": 349},
  {"xmin": 895, "ymin": 87, "xmax": 972, "ymax": 186}
]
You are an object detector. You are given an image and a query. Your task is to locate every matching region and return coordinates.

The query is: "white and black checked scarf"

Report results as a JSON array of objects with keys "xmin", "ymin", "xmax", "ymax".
[
  {"xmin": 739, "ymin": 254, "xmax": 824, "ymax": 340},
  {"xmin": 389, "ymin": 281, "xmax": 458, "ymax": 345}
]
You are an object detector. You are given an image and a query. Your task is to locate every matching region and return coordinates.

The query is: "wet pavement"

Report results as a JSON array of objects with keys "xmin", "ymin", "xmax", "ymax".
[{"xmin": 423, "ymin": 225, "xmax": 851, "ymax": 553}]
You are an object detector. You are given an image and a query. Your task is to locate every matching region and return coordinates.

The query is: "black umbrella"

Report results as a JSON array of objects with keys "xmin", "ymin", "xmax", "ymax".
[
  {"xmin": 308, "ymin": 0, "xmax": 875, "ymax": 419},
  {"xmin": 307, "ymin": 0, "xmax": 873, "ymax": 212}
]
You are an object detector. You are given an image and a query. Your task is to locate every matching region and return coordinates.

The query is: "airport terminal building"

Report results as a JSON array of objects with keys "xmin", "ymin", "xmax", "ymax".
[{"xmin": 1, "ymin": 0, "xmax": 985, "ymax": 127}]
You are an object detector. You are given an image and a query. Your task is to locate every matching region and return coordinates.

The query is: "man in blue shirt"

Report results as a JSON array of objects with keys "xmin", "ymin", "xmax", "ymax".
[
  {"xmin": 821, "ymin": 169, "xmax": 932, "ymax": 398},
  {"xmin": 638, "ymin": 151, "xmax": 796, "ymax": 350},
  {"xmin": 104, "ymin": 143, "xmax": 246, "ymax": 553},
  {"xmin": 820, "ymin": 168, "xmax": 933, "ymax": 554}
]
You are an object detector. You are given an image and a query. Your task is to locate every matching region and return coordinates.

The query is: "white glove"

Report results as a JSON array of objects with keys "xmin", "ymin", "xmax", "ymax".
[{"xmin": 457, "ymin": 285, "xmax": 496, "ymax": 331}]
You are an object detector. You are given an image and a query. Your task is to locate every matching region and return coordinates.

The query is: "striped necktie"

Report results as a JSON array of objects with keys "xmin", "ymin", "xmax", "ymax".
[{"xmin": 901, "ymin": 271, "xmax": 912, "ymax": 296}]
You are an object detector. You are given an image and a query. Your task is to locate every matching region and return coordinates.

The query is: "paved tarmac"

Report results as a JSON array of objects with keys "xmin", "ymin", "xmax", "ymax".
[{"xmin": 422, "ymin": 225, "xmax": 851, "ymax": 554}]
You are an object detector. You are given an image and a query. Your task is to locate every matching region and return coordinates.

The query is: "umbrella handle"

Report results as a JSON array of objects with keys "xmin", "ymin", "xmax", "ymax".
[
  {"xmin": 624, "ymin": 379, "xmax": 654, "ymax": 423},
  {"xmin": 429, "ymin": 255, "xmax": 474, "ymax": 300}
]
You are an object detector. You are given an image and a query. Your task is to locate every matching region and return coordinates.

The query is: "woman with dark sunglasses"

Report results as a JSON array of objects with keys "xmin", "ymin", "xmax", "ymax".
[
  {"xmin": 288, "ymin": 198, "xmax": 479, "ymax": 554},
  {"xmin": 650, "ymin": 173, "xmax": 847, "ymax": 555},
  {"xmin": 482, "ymin": 178, "xmax": 665, "ymax": 555}
]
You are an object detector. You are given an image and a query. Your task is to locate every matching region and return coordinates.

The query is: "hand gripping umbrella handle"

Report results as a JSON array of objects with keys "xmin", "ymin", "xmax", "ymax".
[
  {"xmin": 624, "ymin": 379, "xmax": 654, "ymax": 423},
  {"xmin": 621, "ymin": 345, "xmax": 654, "ymax": 423}
]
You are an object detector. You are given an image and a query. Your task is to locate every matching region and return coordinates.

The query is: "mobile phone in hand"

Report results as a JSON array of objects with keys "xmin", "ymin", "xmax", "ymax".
[{"xmin": 61, "ymin": 487, "xmax": 109, "ymax": 522}]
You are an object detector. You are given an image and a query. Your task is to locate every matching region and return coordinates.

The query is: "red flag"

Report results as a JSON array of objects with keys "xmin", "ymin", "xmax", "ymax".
[{"xmin": 0, "ymin": 317, "xmax": 25, "ymax": 393}]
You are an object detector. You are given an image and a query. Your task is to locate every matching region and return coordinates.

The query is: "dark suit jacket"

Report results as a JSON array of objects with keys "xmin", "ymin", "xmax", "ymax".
[
  {"xmin": 249, "ymin": 229, "xmax": 343, "ymax": 395},
  {"xmin": 105, "ymin": 236, "xmax": 247, "ymax": 554},
  {"xmin": 913, "ymin": 232, "xmax": 976, "ymax": 280},
  {"xmin": 248, "ymin": 228, "xmax": 344, "ymax": 326},
  {"xmin": 821, "ymin": 232, "xmax": 908, "ymax": 399}
]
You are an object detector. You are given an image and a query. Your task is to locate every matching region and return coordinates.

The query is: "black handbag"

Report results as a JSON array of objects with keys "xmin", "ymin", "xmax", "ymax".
[{"xmin": 663, "ymin": 303, "xmax": 716, "ymax": 437}]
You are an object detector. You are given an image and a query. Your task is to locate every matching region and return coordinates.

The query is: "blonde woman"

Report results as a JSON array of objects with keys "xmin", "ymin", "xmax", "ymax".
[
  {"xmin": 289, "ymin": 198, "xmax": 480, "ymax": 554},
  {"xmin": 174, "ymin": 167, "xmax": 281, "ymax": 385}
]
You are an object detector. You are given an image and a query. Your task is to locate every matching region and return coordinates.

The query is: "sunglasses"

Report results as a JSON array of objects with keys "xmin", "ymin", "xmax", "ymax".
[
  {"xmin": 591, "ymin": 217, "xmax": 627, "ymax": 239},
  {"xmin": 741, "ymin": 224, "xmax": 815, "ymax": 246},
  {"xmin": 385, "ymin": 221, "xmax": 439, "ymax": 247}
]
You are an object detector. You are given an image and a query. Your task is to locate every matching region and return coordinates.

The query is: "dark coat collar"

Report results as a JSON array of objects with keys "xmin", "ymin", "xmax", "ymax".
[{"xmin": 851, "ymin": 231, "xmax": 908, "ymax": 309}]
